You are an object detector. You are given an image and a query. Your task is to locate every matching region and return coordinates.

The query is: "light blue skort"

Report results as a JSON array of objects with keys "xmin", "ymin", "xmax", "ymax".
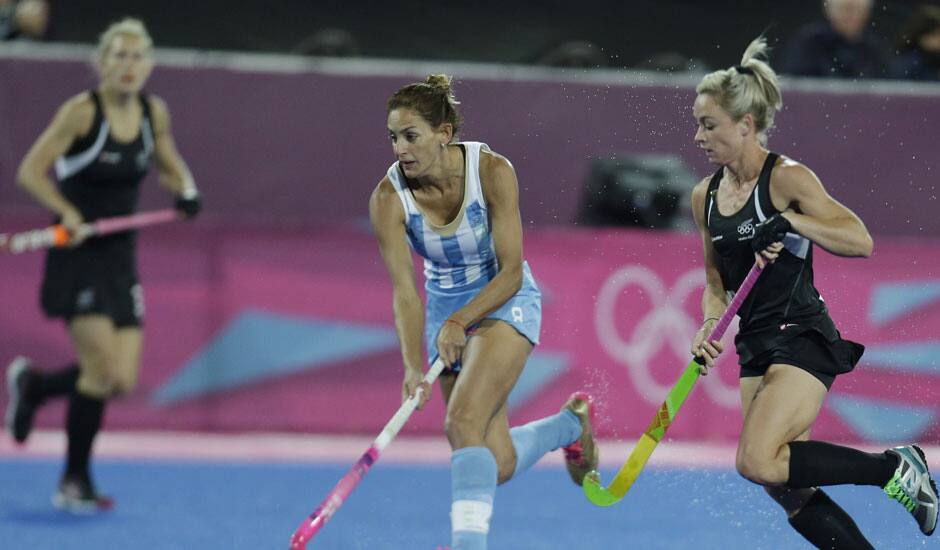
[{"xmin": 425, "ymin": 261, "xmax": 542, "ymax": 372}]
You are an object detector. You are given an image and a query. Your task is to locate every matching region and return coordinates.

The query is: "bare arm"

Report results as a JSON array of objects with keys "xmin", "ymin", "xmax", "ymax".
[
  {"xmin": 16, "ymin": 94, "xmax": 93, "ymax": 226},
  {"xmin": 369, "ymin": 178, "xmax": 425, "ymax": 375},
  {"xmin": 772, "ymin": 161, "xmax": 873, "ymax": 257},
  {"xmin": 370, "ymin": 178, "xmax": 434, "ymax": 407},
  {"xmin": 691, "ymin": 178, "xmax": 728, "ymax": 321},
  {"xmin": 149, "ymin": 96, "xmax": 197, "ymax": 198},
  {"xmin": 446, "ymin": 150, "xmax": 524, "ymax": 327},
  {"xmin": 690, "ymin": 178, "xmax": 728, "ymax": 370}
]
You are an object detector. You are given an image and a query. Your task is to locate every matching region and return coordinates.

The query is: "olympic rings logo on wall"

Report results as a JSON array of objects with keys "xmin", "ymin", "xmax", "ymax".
[{"xmin": 594, "ymin": 265, "xmax": 739, "ymax": 408}]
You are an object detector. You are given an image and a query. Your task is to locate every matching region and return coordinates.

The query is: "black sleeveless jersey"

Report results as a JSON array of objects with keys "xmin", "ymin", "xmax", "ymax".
[
  {"xmin": 53, "ymin": 91, "xmax": 155, "ymax": 230},
  {"xmin": 705, "ymin": 153, "xmax": 827, "ymax": 343}
]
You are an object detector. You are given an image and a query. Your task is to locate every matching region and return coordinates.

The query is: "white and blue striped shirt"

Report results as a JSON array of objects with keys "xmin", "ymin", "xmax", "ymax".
[{"xmin": 387, "ymin": 142, "xmax": 499, "ymax": 291}]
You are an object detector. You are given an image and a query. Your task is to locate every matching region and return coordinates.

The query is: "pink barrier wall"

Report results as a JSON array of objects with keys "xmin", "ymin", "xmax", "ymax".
[
  {"xmin": 2, "ymin": 56, "xmax": 939, "ymax": 236},
  {"xmin": 1, "ymin": 221, "xmax": 938, "ymax": 445}
]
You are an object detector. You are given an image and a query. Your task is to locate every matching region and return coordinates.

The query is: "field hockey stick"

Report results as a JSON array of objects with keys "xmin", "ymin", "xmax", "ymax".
[
  {"xmin": 583, "ymin": 262, "xmax": 764, "ymax": 506},
  {"xmin": 0, "ymin": 209, "xmax": 178, "ymax": 254},
  {"xmin": 289, "ymin": 358, "xmax": 447, "ymax": 549}
]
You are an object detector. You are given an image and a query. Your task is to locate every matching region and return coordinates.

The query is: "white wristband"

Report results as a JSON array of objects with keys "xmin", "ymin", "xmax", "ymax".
[{"xmin": 180, "ymin": 184, "xmax": 199, "ymax": 200}]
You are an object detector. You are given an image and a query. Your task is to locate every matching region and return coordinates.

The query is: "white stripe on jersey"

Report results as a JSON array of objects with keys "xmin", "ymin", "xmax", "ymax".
[
  {"xmin": 54, "ymin": 122, "xmax": 110, "ymax": 180},
  {"xmin": 754, "ymin": 170, "xmax": 810, "ymax": 260}
]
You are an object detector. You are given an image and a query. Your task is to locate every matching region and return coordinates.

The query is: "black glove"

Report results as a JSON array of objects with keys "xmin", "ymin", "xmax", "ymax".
[
  {"xmin": 750, "ymin": 213, "xmax": 791, "ymax": 252},
  {"xmin": 175, "ymin": 195, "xmax": 202, "ymax": 219}
]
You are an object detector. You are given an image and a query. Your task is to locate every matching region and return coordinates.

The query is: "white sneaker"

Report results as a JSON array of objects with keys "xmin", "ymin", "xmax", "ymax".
[{"xmin": 884, "ymin": 445, "xmax": 938, "ymax": 536}]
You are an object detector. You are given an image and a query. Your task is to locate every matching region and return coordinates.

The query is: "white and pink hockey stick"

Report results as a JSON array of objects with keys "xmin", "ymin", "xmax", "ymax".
[
  {"xmin": 290, "ymin": 358, "xmax": 446, "ymax": 549},
  {"xmin": 0, "ymin": 209, "xmax": 178, "ymax": 254}
]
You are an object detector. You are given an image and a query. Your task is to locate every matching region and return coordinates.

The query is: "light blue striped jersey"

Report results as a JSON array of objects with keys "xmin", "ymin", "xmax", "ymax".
[{"xmin": 386, "ymin": 142, "xmax": 499, "ymax": 291}]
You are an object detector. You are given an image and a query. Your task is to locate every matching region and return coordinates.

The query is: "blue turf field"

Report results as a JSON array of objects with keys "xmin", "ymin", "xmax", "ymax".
[{"xmin": 0, "ymin": 458, "xmax": 934, "ymax": 549}]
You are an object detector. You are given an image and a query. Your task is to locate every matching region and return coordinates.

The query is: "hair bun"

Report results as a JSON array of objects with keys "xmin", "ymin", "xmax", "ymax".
[{"xmin": 424, "ymin": 74, "xmax": 453, "ymax": 91}]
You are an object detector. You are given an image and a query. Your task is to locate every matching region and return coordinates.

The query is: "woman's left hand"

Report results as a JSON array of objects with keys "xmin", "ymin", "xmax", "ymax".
[
  {"xmin": 437, "ymin": 319, "xmax": 468, "ymax": 368},
  {"xmin": 175, "ymin": 194, "xmax": 201, "ymax": 219}
]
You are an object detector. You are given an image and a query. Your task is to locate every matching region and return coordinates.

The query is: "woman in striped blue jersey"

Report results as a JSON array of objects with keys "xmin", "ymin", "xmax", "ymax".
[{"xmin": 370, "ymin": 74, "xmax": 597, "ymax": 549}]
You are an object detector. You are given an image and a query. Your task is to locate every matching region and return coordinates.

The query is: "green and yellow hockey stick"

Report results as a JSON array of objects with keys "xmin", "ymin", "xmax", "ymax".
[{"xmin": 583, "ymin": 262, "xmax": 764, "ymax": 506}]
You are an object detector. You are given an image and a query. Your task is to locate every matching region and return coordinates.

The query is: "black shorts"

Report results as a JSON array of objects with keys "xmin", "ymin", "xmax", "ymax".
[
  {"xmin": 739, "ymin": 327, "xmax": 864, "ymax": 390},
  {"xmin": 40, "ymin": 236, "xmax": 143, "ymax": 328}
]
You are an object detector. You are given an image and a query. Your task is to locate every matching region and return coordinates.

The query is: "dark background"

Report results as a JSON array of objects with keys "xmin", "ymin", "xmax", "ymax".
[{"xmin": 42, "ymin": 1, "xmax": 937, "ymax": 69}]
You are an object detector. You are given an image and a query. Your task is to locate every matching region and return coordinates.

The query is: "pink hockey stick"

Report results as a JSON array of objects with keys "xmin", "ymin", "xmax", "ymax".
[
  {"xmin": 0, "ymin": 209, "xmax": 178, "ymax": 254},
  {"xmin": 290, "ymin": 358, "xmax": 446, "ymax": 549},
  {"xmin": 89, "ymin": 208, "xmax": 178, "ymax": 236}
]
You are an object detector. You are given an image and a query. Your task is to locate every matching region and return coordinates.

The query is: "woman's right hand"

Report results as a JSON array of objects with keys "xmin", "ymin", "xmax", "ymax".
[
  {"xmin": 60, "ymin": 208, "xmax": 88, "ymax": 246},
  {"xmin": 402, "ymin": 367, "xmax": 432, "ymax": 410},
  {"xmin": 690, "ymin": 318, "xmax": 724, "ymax": 375}
]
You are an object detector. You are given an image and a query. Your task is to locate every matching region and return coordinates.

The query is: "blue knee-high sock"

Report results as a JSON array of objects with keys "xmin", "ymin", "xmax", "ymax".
[
  {"xmin": 509, "ymin": 409, "xmax": 581, "ymax": 479},
  {"xmin": 451, "ymin": 447, "xmax": 497, "ymax": 550}
]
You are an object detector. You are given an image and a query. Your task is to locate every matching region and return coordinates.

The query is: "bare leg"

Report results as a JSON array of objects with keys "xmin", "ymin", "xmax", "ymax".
[
  {"xmin": 738, "ymin": 366, "xmax": 874, "ymax": 548},
  {"xmin": 443, "ymin": 320, "xmax": 531, "ymax": 480},
  {"xmin": 739, "ymin": 374, "xmax": 815, "ymax": 516},
  {"xmin": 443, "ymin": 320, "xmax": 530, "ymax": 550}
]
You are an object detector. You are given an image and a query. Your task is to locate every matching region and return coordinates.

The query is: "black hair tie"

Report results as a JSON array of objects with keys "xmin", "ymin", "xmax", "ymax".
[{"xmin": 734, "ymin": 65, "xmax": 755, "ymax": 76}]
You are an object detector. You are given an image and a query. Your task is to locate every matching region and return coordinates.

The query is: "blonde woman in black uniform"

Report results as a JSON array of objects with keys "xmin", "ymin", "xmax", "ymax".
[
  {"xmin": 5, "ymin": 18, "xmax": 200, "ymax": 512},
  {"xmin": 689, "ymin": 37, "xmax": 937, "ymax": 547}
]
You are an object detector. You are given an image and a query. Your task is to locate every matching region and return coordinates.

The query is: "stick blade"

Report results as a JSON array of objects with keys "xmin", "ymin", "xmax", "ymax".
[
  {"xmin": 581, "ymin": 471, "xmax": 623, "ymax": 507},
  {"xmin": 583, "ymin": 433, "xmax": 659, "ymax": 507}
]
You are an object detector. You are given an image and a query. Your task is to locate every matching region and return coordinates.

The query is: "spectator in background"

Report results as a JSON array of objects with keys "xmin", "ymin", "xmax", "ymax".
[
  {"xmin": 535, "ymin": 40, "xmax": 609, "ymax": 68},
  {"xmin": 0, "ymin": 0, "xmax": 48, "ymax": 40},
  {"xmin": 893, "ymin": 5, "xmax": 940, "ymax": 81},
  {"xmin": 637, "ymin": 52, "xmax": 709, "ymax": 75},
  {"xmin": 294, "ymin": 28, "xmax": 360, "ymax": 58},
  {"xmin": 783, "ymin": 0, "xmax": 891, "ymax": 78}
]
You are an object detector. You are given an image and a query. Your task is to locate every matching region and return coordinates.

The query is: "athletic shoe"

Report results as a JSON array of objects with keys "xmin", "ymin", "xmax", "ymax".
[
  {"xmin": 561, "ymin": 391, "xmax": 599, "ymax": 485},
  {"xmin": 5, "ymin": 356, "xmax": 37, "ymax": 444},
  {"xmin": 53, "ymin": 475, "xmax": 114, "ymax": 514},
  {"xmin": 884, "ymin": 445, "xmax": 938, "ymax": 536}
]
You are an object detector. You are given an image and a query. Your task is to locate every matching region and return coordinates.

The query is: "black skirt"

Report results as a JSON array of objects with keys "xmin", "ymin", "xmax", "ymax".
[
  {"xmin": 40, "ymin": 234, "xmax": 143, "ymax": 327},
  {"xmin": 737, "ymin": 313, "xmax": 864, "ymax": 390}
]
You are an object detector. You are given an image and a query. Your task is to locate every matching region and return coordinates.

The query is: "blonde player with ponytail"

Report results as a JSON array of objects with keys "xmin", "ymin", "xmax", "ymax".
[
  {"xmin": 690, "ymin": 37, "xmax": 937, "ymax": 546},
  {"xmin": 7, "ymin": 17, "xmax": 199, "ymax": 512}
]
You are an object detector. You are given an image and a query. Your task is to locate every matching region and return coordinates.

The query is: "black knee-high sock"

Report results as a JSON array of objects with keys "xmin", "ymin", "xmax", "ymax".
[
  {"xmin": 787, "ymin": 441, "xmax": 898, "ymax": 489},
  {"xmin": 788, "ymin": 490, "xmax": 874, "ymax": 550},
  {"xmin": 65, "ymin": 391, "xmax": 106, "ymax": 481},
  {"xmin": 29, "ymin": 364, "xmax": 79, "ymax": 402}
]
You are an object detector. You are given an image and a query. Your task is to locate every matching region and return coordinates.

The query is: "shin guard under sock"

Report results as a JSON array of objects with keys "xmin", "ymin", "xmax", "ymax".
[
  {"xmin": 787, "ymin": 490, "xmax": 875, "ymax": 549},
  {"xmin": 787, "ymin": 440, "xmax": 898, "ymax": 489},
  {"xmin": 65, "ymin": 391, "xmax": 106, "ymax": 481}
]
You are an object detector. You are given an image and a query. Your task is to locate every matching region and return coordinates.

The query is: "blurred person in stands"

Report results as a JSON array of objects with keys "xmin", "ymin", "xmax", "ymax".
[
  {"xmin": 893, "ymin": 5, "xmax": 940, "ymax": 81},
  {"xmin": 783, "ymin": 0, "xmax": 891, "ymax": 78},
  {"xmin": 294, "ymin": 28, "xmax": 360, "ymax": 57},
  {"xmin": 373, "ymin": 74, "xmax": 598, "ymax": 549},
  {"xmin": 0, "ymin": 0, "xmax": 48, "ymax": 40},
  {"xmin": 5, "ymin": 17, "xmax": 200, "ymax": 513},
  {"xmin": 691, "ymin": 36, "xmax": 937, "ymax": 547}
]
